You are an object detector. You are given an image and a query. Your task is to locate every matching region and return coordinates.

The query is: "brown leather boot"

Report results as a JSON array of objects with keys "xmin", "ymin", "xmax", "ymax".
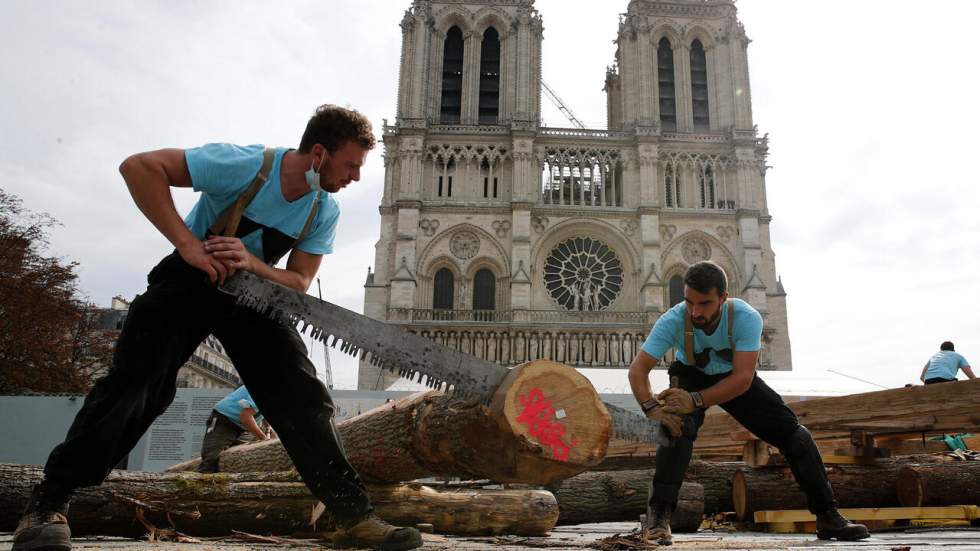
[
  {"xmin": 12, "ymin": 483, "xmax": 72, "ymax": 551},
  {"xmin": 333, "ymin": 513, "xmax": 422, "ymax": 551},
  {"xmin": 816, "ymin": 508, "xmax": 870, "ymax": 541},
  {"xmin": 646, "ymin": 502, "xmax": 673, "ymax": 546}
]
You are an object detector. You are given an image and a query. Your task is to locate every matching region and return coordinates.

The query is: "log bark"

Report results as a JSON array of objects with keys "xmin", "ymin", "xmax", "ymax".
[
  {"xmin": 0, "ymin": 464, "xmax": 558, "ymax": 537},
  {"xmin": 897, "ymin": 461, "xmax": 980, "ymax": 507},
  {"xmin": 732, "ymin": 455, "xmax": 949, "ymax": 520},
  {"xmin": 552, "ymin": 470, "xmax": 703, "ymax": 532},
  {"xmin": 588, "ymin": 458, "xmax": 741, "ymax": 514},
  {"xmin": 169, "ymin": 360, "xmax": 611, "ymax": 486}
]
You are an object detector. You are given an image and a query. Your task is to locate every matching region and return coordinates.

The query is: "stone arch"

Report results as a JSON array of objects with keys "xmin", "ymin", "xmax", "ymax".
[
  {"xmin": 683, "ymin": 24, "xmax": 717, "ymax": 50},
  {"xmin": 660, "ymin": 230, "xmax": 741, "ymax": 293},
  {"xmin": 472, "ymin": 7, "xmax": 510, "ymax": 38},
  {"xmin": 531, "ymin": 218, "xmax": 642, "ymax": 312},
  {"xmin": 424, "ymin": 255, "xmax": 462, "ymax": 310},
  {"xmin": 432, "ymin": 7, "xmax": 474, "ymax": 36},
  {"xmin": 464, "ymin": 254, "xmax": 506, "ymax": 280},
  {"xmin": 418, "ymin": 222, "xmax": 510, "ymax": 279},
  {"xmin": 651, "ymin": 24, "xmax": 683, "ymax": 48}
]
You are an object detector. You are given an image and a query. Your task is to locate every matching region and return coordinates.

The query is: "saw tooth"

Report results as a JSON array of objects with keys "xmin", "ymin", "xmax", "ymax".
[{"xmin": 329, "ymin": 335, "xmax": 338, "ymax": 347}]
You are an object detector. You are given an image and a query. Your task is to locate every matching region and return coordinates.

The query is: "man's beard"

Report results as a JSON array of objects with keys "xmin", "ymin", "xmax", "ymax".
[{"xmin": 691, "ymin": 308, "xmax": 721, "ymax": 329}]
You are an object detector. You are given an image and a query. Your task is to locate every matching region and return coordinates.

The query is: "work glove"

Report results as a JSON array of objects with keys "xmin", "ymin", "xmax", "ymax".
[
  {"xmin": 645, "ymin": 405, "xmax": 683, "ymax": 438},
  {"xmin": 658, "ymin": 388, "xmax": 697, "ymax": 415}
]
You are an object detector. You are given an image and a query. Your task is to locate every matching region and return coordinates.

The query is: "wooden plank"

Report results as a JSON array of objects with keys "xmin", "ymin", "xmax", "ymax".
[{"xmin": 754, "ymin": 505, "xmax": 980, "ymax": 523}]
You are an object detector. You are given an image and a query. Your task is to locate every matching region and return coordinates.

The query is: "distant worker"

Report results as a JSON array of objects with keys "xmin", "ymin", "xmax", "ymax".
[
  {"xmin": 198, "ymin": 385, "xmax": 273, "ymax": 473},
  {"xmin": 920, "ymin": 341, "xmax": 975, "ymax": 384}
]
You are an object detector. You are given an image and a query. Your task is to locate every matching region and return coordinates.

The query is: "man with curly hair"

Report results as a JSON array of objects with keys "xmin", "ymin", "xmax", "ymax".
[{"xmin": 13, "ymin": 105, "xmax": 422, "ymax": 551}]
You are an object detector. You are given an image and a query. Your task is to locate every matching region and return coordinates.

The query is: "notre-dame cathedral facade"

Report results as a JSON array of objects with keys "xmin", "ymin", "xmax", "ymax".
[{"xmin": 359, "ymin": 0, "xmax": 792, "ymax": 390}]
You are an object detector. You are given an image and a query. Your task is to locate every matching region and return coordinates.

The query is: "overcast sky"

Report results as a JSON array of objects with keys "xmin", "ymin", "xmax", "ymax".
[{"xmin": 2, "ymin": 1, "xmax": 978, "ymax": 396}]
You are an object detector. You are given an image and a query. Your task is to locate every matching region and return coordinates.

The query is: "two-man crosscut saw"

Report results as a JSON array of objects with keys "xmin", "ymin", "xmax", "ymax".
[{"xmin": 219, "ymin": 271, "xmax": 673, "ymax": 446}]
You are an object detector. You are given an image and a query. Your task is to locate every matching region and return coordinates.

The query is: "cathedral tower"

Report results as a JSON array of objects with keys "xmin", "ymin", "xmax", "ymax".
[{"xmin": 360, "ymin": 0, "xmax": 791, "ymax": 390}]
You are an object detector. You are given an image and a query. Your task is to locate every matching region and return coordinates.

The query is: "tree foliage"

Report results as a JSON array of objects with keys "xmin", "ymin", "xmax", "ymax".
[{"xmin": 0, "ymin": 188, "xmax": 114, "ymax": 394}]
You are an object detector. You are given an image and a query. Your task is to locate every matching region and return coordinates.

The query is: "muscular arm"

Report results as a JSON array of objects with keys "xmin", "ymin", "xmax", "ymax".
[
  {"xmin": 628, "ymin": 350, "xmax": 660, "ymax": 404},
  {"xmin": 963, "ymin": 365, "xmax": 976, "ymax": 380},
  {"xmin": 698, "ymin": 350, "xmax": 758, "ymax": 407},
  {"xmin": 119, "ymin": 149, "xmax": 227, "ymax": 283},
  {"xmin": 238, "ymin": 408, "xmax": 268, "ymax": 441},
  {"xmin": 205, "ymin": 239, "xmax": 322, "ymax": 293}
]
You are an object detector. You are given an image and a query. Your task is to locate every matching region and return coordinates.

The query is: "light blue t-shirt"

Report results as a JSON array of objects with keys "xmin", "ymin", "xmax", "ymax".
[
  {"xmin": 924, "ymin": 351, "xmax": 970, "ymax": 380},
  {"xmin": 641, "ymin": 298, "xmax": 763, "ymax": 375},
  {"xmin": 183, "ymin": 143, "xmax": 340, "ymax": 262},
  {"xmin": 213, "ymin": 386, "xmax": 262, "ymax": 430}
]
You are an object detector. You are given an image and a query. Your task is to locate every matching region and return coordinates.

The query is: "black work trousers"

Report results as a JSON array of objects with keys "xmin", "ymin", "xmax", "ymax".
[
  {"xmin": 197, "ymin": 412, "xmax": 246, "ymax": 473},
  {"xmin": 43, "ymin": 253, "xmax": 372, "ymax": 524},
  {"xmin": 652, "ymin": 361, "xmax": 836, "ymax": 514}
]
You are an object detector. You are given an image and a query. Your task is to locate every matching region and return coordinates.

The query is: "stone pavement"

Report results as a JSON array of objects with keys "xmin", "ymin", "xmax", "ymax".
[{"xmin": 3, "ymin": 523, "xmax": 980, "ymax": 550}]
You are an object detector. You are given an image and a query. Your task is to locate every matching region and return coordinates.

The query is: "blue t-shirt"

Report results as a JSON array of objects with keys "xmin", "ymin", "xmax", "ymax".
[
  {"xmin": 183, "ymin": 143, "xmax": 339, "ymax": 262},
  {"xmin": 213, "ymin": 386, "xmax": 262, "ymax": 430},
  {"xmin": 641, "ymin": 299, "xmax": 763, "ymax": 375},
  {"xmin": 924, "ymin": 351, "xmax": 969, "ymax": 380}
]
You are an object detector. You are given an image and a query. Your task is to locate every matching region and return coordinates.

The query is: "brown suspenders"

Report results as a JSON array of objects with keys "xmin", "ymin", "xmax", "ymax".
[
  {"xmin": 207, "ymin": 147, "xmax": 321, "ymax": 254},
  {"xmin": 684, "ymin": 300, "xmax": 735, "ymax": 367}
]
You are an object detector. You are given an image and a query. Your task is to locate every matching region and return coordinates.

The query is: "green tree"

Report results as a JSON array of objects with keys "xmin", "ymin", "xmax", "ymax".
[{"xmin": 0, "ymin": 188, "xmax": 113, "ymax": 393}]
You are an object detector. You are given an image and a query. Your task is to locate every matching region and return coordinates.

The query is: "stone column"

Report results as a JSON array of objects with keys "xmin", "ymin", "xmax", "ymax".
[
  {"xmin": 675, "ymin": 42, "xmax": 692, "ymax": 132},
  {"xmin": 461, "ymin": 30, "xmax": 480, "ymax": 125}
]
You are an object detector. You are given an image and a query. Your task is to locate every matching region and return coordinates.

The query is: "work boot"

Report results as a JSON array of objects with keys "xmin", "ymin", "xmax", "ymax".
[
  {"xmin": 12, "ymin": 482, "xmax": 73, "ymax": 551},
  {"xmin": 333, "ymin": 512, "xmax": 422, "ymax": 551},
  {"xmin": 646, "ymin": 502, "xmax": 672, "ymax": 546},
  {"xmin": 815, "ymin": 508, "xmax": 870, "ymax": 541}
]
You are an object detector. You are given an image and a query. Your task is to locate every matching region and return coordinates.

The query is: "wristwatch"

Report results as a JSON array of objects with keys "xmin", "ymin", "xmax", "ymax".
[
  {"xmin": 690, "ymin": 391, "xmax": 706, "ymax": 410},
  {"xmin": 640, "ymin": 398, "xmax": 660, "ymax": 414}
]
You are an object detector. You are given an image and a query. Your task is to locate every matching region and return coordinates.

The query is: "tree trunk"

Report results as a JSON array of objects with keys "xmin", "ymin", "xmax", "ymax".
[
  {"xmin": 0, "ymin": 464, "xmax": 558, "ymax": 537},
  {"xmin": 169, "ymin": 360, "xmax": 612, "ymax": 486},
  {"xmin": 732, "ymin": 455, "xmax": 949, "ymax": 520},
  {"xmin": 588, "ymin": 459, "xmax": 741, "ymax": 514},
  {"xmin": 897, "ymin": 461, "xmax": 980, "ymax": 507},
  {"xmin": 552, "ymin": 470, "xmax": 703, "ymax": 532}
]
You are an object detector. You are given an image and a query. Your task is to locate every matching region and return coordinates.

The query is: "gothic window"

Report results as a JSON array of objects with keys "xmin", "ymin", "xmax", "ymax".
[
  {"xmin": 437, "ymin": 159, "xmax": 455, "ymax": 197},
  {"xmin": 479, "ymin": 27, "xmax": 500, "ymax": 124},
  {"xmin": 473, "ymin": 268, "xmax": 496, "ymax": 320},
  {"xmin": 657, "ymin": 38, "xmax": 677, "ymax": 131},
  {"xmin": 433, "ymin": 268, "xmax": 455, "ymax": 311},
  {"xmin": 690, "ymin": 39, "xmax": 709, "ymax": 131},
  {"xmin": 440, "ymin": 26, "xmax": 464, "ymax": 124},
  {"xmin": 544, "ymin": 237, "xmax": 623, "ymax": 311},
  {"xmin": 668, "ymin": 275, "xmax": 684, "ymax": 307},
  {"xmin": 664, "ymin": 163, "xmax": 675, "ymax": 207},
  {"xmin": 698, "ymin": 165, "xmax": 715, "ymax": 208}
]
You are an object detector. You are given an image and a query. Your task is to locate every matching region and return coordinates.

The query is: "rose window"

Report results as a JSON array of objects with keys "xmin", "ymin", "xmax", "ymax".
[{"xmin": 544, "ymin": 237, "xmax": 623, "ymax": 311}]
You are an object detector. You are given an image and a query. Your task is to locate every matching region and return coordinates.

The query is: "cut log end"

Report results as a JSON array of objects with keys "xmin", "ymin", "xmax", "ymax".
[{"xmin": 490, "ymin": 359, "xmax": 611, "ymax": 483}]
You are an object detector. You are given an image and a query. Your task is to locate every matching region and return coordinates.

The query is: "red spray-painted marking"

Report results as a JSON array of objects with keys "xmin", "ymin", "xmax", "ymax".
[{"xmin": 516, "ymin": 387, "xmax": 578, "ymax": 462}]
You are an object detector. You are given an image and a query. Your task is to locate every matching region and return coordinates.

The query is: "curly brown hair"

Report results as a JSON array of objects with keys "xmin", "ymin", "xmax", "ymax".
[{"xmin": 298, "ymin": 104, "xmax": 376, "ymax": 153}]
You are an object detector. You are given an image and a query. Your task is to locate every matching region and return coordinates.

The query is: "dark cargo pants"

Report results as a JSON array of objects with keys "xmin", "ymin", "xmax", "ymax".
[
  {"xmin": 43, "ymin": 253, "xmax": 372, "ymax": 524},
  {"xmin": 651, "ymin": 361, "xmax": 836, "ymax": 514}
]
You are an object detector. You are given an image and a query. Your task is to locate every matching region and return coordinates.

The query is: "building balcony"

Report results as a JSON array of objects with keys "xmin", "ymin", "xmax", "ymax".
[{"xmin": 388, "ymin": 308, "xmax": 653, "ymax": 326}]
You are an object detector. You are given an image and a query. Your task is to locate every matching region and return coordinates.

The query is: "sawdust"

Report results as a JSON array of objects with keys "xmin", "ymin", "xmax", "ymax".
[{"xmin": 590, "ymin": 530, "xmax": 794, "ymax": 550}]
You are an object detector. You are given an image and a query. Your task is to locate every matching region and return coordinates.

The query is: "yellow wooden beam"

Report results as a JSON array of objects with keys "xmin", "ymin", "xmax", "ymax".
[{"xmin": 754, "ymin": 505, "xmax": 980, "ymax": 523}]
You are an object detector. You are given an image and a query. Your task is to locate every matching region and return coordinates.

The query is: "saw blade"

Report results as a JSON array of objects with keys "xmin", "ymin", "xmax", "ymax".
[{"xmin": 219, "ymin": 271, "xmax": 671, "ymax": 445}]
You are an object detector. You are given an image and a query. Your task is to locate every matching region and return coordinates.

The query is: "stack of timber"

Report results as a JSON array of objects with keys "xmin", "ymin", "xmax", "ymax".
[
  {"xmin": 551, "ymin": 470, "xmax": 703, "ymax": 531},
  {"xmin": 732, "ymin": 454, "xmax": 980, "ymax": 522},
  {"xmin": 170, "ymin": 359, "xmax": 612, "ymax": 486},
  {"xmin": 0, "ymin": 464, "xmax": 559, "ymax": 537},
  {"xmin": 694, "ymin": 378, "xmax": 980, "ymax": 462}
]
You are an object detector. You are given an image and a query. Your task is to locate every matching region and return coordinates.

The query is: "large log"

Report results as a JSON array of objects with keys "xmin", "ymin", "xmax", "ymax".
[
  {"xmin": 0, "ymin": 464, "xmax": 558, "ymax": 537},
  {"xmin": 897, "ymin": 461, "xmax": 980, "ymax": 507},
  {"xmin": 732, "ymin": 455, "xmax": 949, "ymax": 520},
  {"xmin": 552, "ymin": 470, "xmax": 703, "ymax": 532},
  {"xmin": 169, "ymin": 360, "xmax": 611, "ymax": 486}
]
